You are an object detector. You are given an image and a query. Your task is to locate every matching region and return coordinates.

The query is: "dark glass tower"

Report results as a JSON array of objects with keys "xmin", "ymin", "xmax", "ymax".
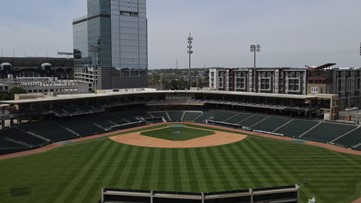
[{"xmin": 73, "ymin": 0, "xmax": 148, "ymax": 89}]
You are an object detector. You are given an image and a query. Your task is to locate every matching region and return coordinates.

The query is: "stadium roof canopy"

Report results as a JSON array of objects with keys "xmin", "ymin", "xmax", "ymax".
[
  {"xmin": 305, "ymin": 63, "xmax": 336, "ymax": 70},
  {"xmin": 0, "ymin": 89, "xmax": 319, "ymax": 105}
]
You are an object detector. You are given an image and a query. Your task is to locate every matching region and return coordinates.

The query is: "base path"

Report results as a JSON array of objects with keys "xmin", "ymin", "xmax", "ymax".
[{"xmin": 110, "ymin": 130, "xmax": 247, "ymax": 148}]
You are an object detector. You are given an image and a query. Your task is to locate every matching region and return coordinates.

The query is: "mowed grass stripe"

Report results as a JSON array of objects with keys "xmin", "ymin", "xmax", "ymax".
[
  {"xmin": 217, "ymin": 146, "xmax": 248, "ymax": 188},
  {"xmin": 73, "ymin": 141, "xmax": 120, "ymax": 202},
  {"xmin": 148, "ymin": 149, "xmax": 161, "ymax": 190},
  {"xmin": 187, "ymin": 149, "xmax": 206, "ymax": 192},
  {"xmin": 131, "ymin": 148, "xmax": 151, "ymax": 189},
  {"xmin": 192, "ymin": 148, "xmax": 217, "ymax": 192},
  {"xmin": 221, "ymin": 144, "xmax": 254, "ymax": 187},
  {"xmin": 82, "ymin": 142, "xmax": 127, "ymax": 202},
  {"xmin": 199, "ymin": 148, "xmax": 227, "ymax": 192},
  {"xmin": 108, "ymin": 145, "xmax": 132, "ymax": 187},
  {"xmin": 240, "ymin": 139, "xmax": 278, "ymax": 188},
  {"xmin": 177, "ymin": 149, "xmax": 192, "ymax": 192},
  {"xmin": 228, "ymin": 142, "xmax": 262, "ymax": 188},
  {"xmin": 172, "ymin": 149, "xmax": 181, "ymax": 191},
  {"xmin": 208, "ymin": 147, "xmax": 237, "ymax": 190},
  {"xmin": 165, "ymin": 149, "xmax": 174, "ymax": 191},
  {"xmin": 250, "ymin": 139, "xmax": 316, "ymax": 200},
  {"xmin": 116, "ymin": 146, "xmax": 140, "ymax": 188},
  {"xmin": 157, "ymin": 149, "xmax": 167, "ymax": 189},
  {"xmin": 247, "ymin": 139, "xmax": 288, "ymax": 186},
  {"xmin": 122, "ymin": 147, "xmax": 144, "ymax": 189},
  {"xmin": 63, "ymin": 141, "xmax": 114, "ymax": 202},
  {"xmin": 45, "ymin": 141, "xmax": 103, "ymax": 202},
  {"xmin": 54, "ymin": 140, "xmax": 111, "ymax": 203},
  {"xmin": 139, "ymin": 148, "xmax": 156, "ymax": 190}
]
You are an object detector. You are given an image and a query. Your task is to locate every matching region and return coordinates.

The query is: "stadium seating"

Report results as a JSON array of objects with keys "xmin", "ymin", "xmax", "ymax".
[
  {"xmin": 275, "ymin": 119, "xmax": 320, "ymax": 137},
  {"xmin": 166, "ymin": 111, "xmax": 184, "ymax": 122},
  {"xmin": 193, "ymin": 111, "xmax": 213, "ymax": 123},
  {"xmin": 0, "ymin": 136, "xmax": 27, "ymax": 149},
  {"xmin": 149, "ymin": 111, "xmax": 170, "ymax": 121},
  {"xmin": 239, "ymin": 114, "xmax": 268, "ymax": 127},
  {"xmin": 251, "ymin": 116, "xmax": 292, "ymax": 132},
  {"xmin": 333, "ymin": 127, "xmax": 361, "ymax": 148},
  {"xmin": 126, "ymin": 110, "xmax": 151, "ymax": 118},
  {"xmin": 57, "ymin": 118, "xmax": 106, "ymax": 137},
  {"xmin": 182, "ymin": 111, "xmax": 202, "ymax": 122},
  {"xmin": 211, "ymin": 110, "xmax": 239, "ymax": 122},
  {"xmin": 224, "ymin": 112, "xmax": 252, "ymax": 124},
  {"xmin": 302, "ymin": 122, "xmax": 357, "ymax": 143},
  {"xmin": 19, "ymin": 122, "xmax": 79, "ymax": 142},
  {"xmin": 1, "ymin": 128, "xmax": 47, "ymax": 147},
  {"xmin": 84, "ymin": 114, "xmax": 117, "ymax": 129},
  {"xmin": 112, "ymin": 112, "xmax": 139, "ymax": 122}
]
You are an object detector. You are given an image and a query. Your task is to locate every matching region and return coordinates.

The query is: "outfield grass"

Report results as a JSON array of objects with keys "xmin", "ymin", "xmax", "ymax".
[
  {"xmin": 140, "ymin": 125, "xmax": 214, "ymax": 141},
  {"xmin": 0, "ymin": 125, "xmax": 361, "ymax": 203}
]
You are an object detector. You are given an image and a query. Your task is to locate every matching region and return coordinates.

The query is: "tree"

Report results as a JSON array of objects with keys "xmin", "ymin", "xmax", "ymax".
[{"xmin": 9, "ymin": 87, "xmax": 26, "ymax": 95}]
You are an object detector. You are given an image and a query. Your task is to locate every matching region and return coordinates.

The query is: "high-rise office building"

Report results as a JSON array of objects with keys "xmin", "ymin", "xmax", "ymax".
[{"xmin": 73, "ymin": 0, "xmax": 148, "ymax": 89}]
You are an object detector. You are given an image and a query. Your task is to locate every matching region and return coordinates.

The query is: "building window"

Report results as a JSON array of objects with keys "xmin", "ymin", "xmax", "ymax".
[
  {"xmin": 236, "ymin": 77, "xmax": 246, "ymax": 90},
  {"xmin": 337, "ymin": 78, "xmax": 342, "ymax": 92},
  {"xmin": 288, "ymin": 79, "xmax": 300, "ymax": 92},
  {"xmin": 260, "ymin": 78, "xmax": 271, "ymax": 91}
]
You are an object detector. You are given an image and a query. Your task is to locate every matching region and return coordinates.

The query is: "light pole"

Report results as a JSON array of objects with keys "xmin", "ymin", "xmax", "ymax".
[
  {"xmin": 187, "ymin": 33, "xmax": 193, "ymax": 90},
  {"xmin": 250, "ymin": 44, "xmax": 261, "ymax": 92}
]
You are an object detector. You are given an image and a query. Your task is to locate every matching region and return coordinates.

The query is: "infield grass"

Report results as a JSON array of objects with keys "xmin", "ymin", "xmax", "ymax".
[
  {"xmin": 0, "ymin": 124, "xmax": 360, "ymax": 203},
  {"xmin": 140, "ymin": 125, "xmax": 214, "ymax": 141}
]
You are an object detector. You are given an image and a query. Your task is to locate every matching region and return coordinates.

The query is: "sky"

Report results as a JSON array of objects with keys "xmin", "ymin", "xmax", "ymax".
[{"xmin": 1, "ymin": 0, "xmax": 361, "ymax": 69}]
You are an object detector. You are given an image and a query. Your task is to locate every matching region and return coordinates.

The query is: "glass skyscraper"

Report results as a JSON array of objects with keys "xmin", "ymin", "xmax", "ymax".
[{"xmin": 73, "ymin": 0, "xmax": 148, "ymax": 89}]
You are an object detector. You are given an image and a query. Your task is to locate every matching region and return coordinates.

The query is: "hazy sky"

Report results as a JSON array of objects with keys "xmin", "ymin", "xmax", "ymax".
[{"xmin": 1, "ymin": 0, "xmax": 361, "ymax": 69}]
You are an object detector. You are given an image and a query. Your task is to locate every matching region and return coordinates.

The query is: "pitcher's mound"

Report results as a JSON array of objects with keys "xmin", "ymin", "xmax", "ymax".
[{"xmin": 110, "ymin": 128, "xmax": 247, "ymax": 149}]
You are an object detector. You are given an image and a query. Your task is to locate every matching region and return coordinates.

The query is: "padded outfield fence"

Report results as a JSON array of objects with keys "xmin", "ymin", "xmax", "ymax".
[{"xmin": 101, "ymin": 185, "xmax": 300, "ymax": 203}]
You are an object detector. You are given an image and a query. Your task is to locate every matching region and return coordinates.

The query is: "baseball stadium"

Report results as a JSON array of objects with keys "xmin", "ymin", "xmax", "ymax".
[{"xmin": 0, "ymin": 89, "xmax": 361, "ymax": 203}]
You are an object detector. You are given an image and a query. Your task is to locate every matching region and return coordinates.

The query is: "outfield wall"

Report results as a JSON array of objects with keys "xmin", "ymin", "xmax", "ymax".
[{"xmin": 101, "ymin": 185, "xmax": 300, "ymax": 203}]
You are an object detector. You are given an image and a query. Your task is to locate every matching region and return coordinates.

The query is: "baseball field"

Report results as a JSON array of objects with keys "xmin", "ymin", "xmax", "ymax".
[{"xmin": 0, "ymin": 124, "xmax": 361, "ymax": 203}]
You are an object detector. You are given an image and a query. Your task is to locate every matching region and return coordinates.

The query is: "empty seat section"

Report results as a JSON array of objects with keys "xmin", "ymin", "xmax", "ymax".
[
  {"xmin": 212, "ymin": 111, "xmax": 239, "ymax": 122},
  {"xmin": 1, "ymin": 128, "xmax": 47, "ymax": 147},
  {"xmin": 334, "ymin": 127, "xmax": 361, "ymax": 148},
  {"xmin": 193, "ymin": 111, "xmax": 218, "ymax": 123},
  {"xmin": 275, "ymin": 119, "xmax": 319, "ymax": 137},
  {"xmin": 57, "ymin": 118, "xmax": 105, "ymax": 137},
  {"xmin": 19, "ymin": 122, "xmax": 78, "ymax": 142},
  {"xmin": 252, "ymin": 116, "xmax": 292, "ymax": 132},
  {"xmin": 85, "ymin": 115, "xmax": 115, "ymax": 129},
  {"xmin": 167, "ymin": 111, "xmax": 184, "ymax": 122},
  {"xmin": 224, "ymin": 112, "xmax": 252, "ymax": 124},
  {"xmin": 239, "ymin": 114, "xmax": 268, "ymax": 127},
  {"xmin": 149, "ymin": 112, "xmax": 169, "ymax": 121},
  {"xmin": 102, "ymin": 113, "xmax": 127, "ymax": 125},
  {"xmin": 302, "ymin": 122, "xmax": 356, "ymax": 143},
  {"xmin": 183, "ymin": 112, "xmax": 202, "ymax": 122},
  {"xmin": 113, "ymin": 112, "xmax": 138, "ymax": 122},
  {"xmin": 63, "ymin": 106, "xmax": 79, "ymax": 114},
  {"xmin": 127, "ymin": 110, "xmax": 151, "ymax": 118},
  {"xmin": 0, "ymin": 136, "xmax": 26, "ymax": 149}
]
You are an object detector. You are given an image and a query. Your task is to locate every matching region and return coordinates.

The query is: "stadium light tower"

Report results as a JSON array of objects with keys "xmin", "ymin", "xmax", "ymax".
[
  {"xmin": 250, "ymin": 44, "xmax": 261, "ymax": 92},
  {"xmin": 187, "ymin": 33, "xmax": 194, "ymax": 90}
]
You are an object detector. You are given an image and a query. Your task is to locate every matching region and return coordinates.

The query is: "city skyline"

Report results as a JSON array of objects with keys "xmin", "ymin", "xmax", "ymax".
[{"xmin": 1, "ymin": 0, "xmax": 361, "ymax": 69}]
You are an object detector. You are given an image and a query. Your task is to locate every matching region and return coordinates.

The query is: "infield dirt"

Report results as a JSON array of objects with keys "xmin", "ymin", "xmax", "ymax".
[{"xmin": 109, "ymin": 128, "xmax": 247, "ymax": 148}]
